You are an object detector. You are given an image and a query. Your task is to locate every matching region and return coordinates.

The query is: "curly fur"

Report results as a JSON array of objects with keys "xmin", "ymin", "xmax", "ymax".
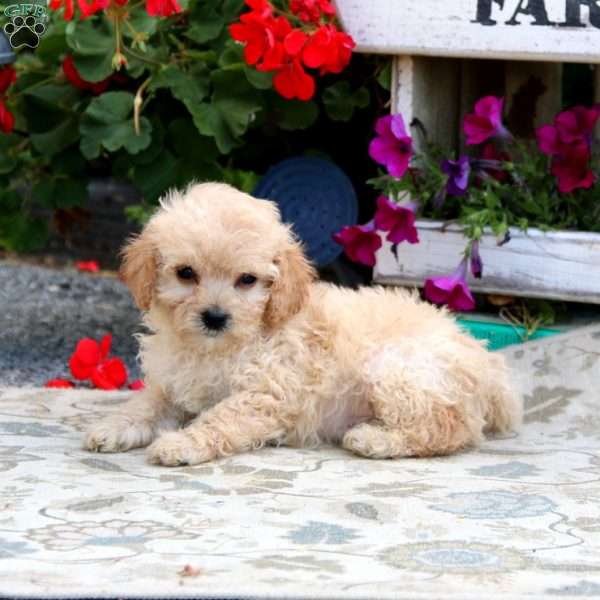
[{"xmin": 84, "ymin": 182, "xmax": 522, "ymax": 466}]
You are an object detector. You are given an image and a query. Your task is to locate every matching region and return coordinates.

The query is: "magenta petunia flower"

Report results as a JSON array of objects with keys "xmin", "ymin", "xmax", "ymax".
[
  {"xmin": 551, "ymin": 143, "xmax": 596, "ymax": 194},
  {"xmin": 470, "ymin": 240, "xmax": 483, "ymax": 279},
  {"xmin": 555, "ymin": 105, "xmax": 600, "ymax": 145},
  {"xmin": 368, "ymin": 114, "xmax": 413, "ymax": 178},
  {"xmin": 424, "ymin": 258, "xmax": 476, "ymax": 312},
  {"xmin": 464, "ymin": 96, "xmax": 511, "ymax": 146},
  {"xmin": 374, "ymin": 196, "xmax": 419, "ymax": 244},
  {"xmin": 537, "ymin": 106, "xmax": 599, "ymax": 194},
  {"xmin": 441, "ymin": 156, "xmax": 471, "ymax": 196},
  {"xmin": 333, "ymin": 222, "xmax": 382, "ymax": 267}
]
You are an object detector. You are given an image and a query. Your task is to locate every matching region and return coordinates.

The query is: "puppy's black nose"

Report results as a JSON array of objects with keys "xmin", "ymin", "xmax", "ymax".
[{"xmin": 201, "ymin": 307, "xmax": 230, "ymax": 332}]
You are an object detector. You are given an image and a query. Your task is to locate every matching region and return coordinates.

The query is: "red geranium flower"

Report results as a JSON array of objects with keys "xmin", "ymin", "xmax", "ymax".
[
  {"xmin": 146, "ymin": 0, "xmax": 181, "ymax": 17},
  {"xmin": 273, "ymin": 58, "xmax": 315, "ymax": 101},
  {"xmin": 91, "ymin": 358, "xmax": 128, "ymax": 390},
  {"xmin": 302, "ymin": 24, "xmax": 355, "ymax": 74},
  {"xmin": 45, "ymin": 379, "xmax": 75, "ymax": 389},
  {"xmin": 75, "ymin": 259, "xmax": 100, "ymax": 273},
  {"xmin": 77, "ymin": 0, "xmax": 109, "ymax": 18},
  {"xmin": 49, "ymin": 0, "xmax": 74, "ymax": 20},
  {"xmin": 0, "ymin": 100, "xmax": 14, "ymax": 134},
  {"xmin": 0, "ymin": 66, "xmax": 17, "ymax": 95},
  {"xmin": 290, "ymin": 0, "xmax": 335, "ymax": 23},
  {"xmin": 230, "ymin": 12, "xmax": 291, "ymax": 71},
  {"xmin": 63, "ymin": 57, "xmax": 110, "ymax": 95},
  {"xmin": 69, "ymin": 334, "xmax": 128, "ymax": 390}
]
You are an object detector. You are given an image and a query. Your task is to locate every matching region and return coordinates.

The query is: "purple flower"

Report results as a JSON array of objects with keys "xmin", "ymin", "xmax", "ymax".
[
  {"xmin": 464, "ymin": 96, "xmax": 511, "ymax": 146},
  {"xmin": 424, "ymin": 258, "xmax": 476, "ymax": 312},
  {"xmin": 470, "ymin": 240, "xmax": 483, "ymax": 279},
  {"xmin": 374, "ymin": 196, "xmax": 419, "ymax": 244},
  {"xmin": 441, "ymin": 156, "xmax": 471, "ymax": 196},
  {"xmin": 333, "ymin": 222, "xmax": 382, "ymax": 267},
  {"xmin": 368, "ymin": 114, "xmax": 413, "ymax": 178}
]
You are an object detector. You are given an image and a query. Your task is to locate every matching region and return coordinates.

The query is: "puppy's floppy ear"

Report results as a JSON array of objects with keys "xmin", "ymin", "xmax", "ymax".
[
  {"xmin": 119, "ymin": 231, "xmax": 157, "ymax": 310},
  {"xmin": 263, "ymin": 239, "xmax": 316, "ymax": 331}
]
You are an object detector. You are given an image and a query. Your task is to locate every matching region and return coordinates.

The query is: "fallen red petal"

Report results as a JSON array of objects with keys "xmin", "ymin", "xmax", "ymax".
[{"xmin": 45, "ymin": 379, "xmax": 75, "ymax": 389}]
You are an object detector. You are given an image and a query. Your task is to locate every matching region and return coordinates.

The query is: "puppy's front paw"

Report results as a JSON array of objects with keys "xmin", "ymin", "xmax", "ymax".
[
  {"xmin": 84, "ymin": 417, "xmax": 155, "ymax": 453},
  {"xmin": 146, "ymin": 431, "xmax": 214, "ymax": 466}
]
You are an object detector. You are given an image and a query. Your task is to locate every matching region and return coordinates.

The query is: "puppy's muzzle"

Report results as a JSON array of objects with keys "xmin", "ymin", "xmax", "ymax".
[{"xmin": 200, "ymin": 307, "xmax": 230, "ymax": 333}]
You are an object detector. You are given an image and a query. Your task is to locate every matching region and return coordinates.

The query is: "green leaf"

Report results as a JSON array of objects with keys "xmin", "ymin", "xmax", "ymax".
[
  {"xmin": 186, "ymin": 5, "xmax": 224, "ymax": 43},
  {"xmin": 168, "ymin": 117, "xmax": 219, "ymax": 163},
  {"xmin": 131, "ymin": 150, "xmax": 179, "ymax": 202},
  {"xmin": 30, "ymin": 115, "xmax": 80, "ymax": 157},
  {"xmin": 322, "ymin": 82, "xmax": 370, "ymax": 122},
  {"xmin": 150, "ymin": 64, "xmax": 210, "ymax": 106},
  {"xmin": 272, "ymin": 97, "xmax": 318, "ymax": 131},
  {"xmin": 32, "ymin": 177, "xmax": 88, "ymax": 209},
  {"xmin": 0, "ymin": 135, "xmax": 20, "ymax": 175},
  {"xmin": 66, "ymin": 18, "xmax": 115, "ymax": 83},
  {"xmin": 244, "ymin": 67, "xmax": 273, "ymax": 90},
  {"xmin": 221, "ymin": 168, "xmax": 260, "ymax": 194},
  {"xmin": 0, "ymin": 213, "xmax": 48, "ymax": 252},
  {"xmin": 188, "ymin": 70, "xmax": 262, "ymax": 153},
  {"xmin": 80, "ymin": 91, "xmax": 152, "ymax": 159},
  {"xmin": 377, "ymin": 61, "xmax": 392, "ymax": 91}
]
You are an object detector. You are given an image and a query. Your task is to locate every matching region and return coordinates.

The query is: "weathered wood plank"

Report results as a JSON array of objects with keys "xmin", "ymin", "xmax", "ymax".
[
  {"xmin": 335, "ymin": 0, "xmax": 600, "ymax": 63},
  {"xmin": 373, "ymin": 220, "xmax": 600, "ymax": 303},
  {"xmin": 393, "ymin": 56, "xmax": 461, "ymax": 149}
]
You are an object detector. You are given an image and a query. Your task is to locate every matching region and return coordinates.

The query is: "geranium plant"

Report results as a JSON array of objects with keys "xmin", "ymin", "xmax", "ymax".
[
  {"xmin": 0, "ymin": 0, "xmax": 378, "ymax": 252},
  {"xmin": 335, "ymin": 98, "xmax": 600, "ymax": 311}
]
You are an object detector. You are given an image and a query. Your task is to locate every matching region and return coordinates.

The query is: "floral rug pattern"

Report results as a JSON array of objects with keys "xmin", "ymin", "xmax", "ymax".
[{"xmin": 1, "ymin": 327, "xmax": 600, "ymax": 599}]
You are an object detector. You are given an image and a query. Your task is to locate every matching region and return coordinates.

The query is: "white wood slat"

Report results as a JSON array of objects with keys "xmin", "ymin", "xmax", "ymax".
[
  {"xmin": 373, "ymin": 221, "xmax": 600, "ymax": 303},
  {"xmin": 335, "ymin": 0, "xmax": 600, "ymax": 64}
]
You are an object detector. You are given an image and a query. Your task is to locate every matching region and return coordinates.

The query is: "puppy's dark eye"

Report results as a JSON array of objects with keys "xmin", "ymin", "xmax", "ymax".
[
  {"xmin": 176, "ymin": 266, "xmax": 196, "ymax": 282},
  {"xmin": 236, "ymin": 273, "xmax": 257, "ymax": 288}
]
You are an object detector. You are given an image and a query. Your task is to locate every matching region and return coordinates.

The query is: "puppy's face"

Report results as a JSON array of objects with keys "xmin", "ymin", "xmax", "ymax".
[{"xmin": 120, "ymin": 183, "xmax": 315, "ymax": 351}]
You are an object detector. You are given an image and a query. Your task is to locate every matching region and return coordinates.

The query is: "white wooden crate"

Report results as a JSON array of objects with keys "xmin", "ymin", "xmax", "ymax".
[
  {"xmin": 374, "ymin": 221, "xmax": 600, "ymax": 304},
  {"xmin": 335, "ymin": 0, "xmax": 600, "ymax": 301}
]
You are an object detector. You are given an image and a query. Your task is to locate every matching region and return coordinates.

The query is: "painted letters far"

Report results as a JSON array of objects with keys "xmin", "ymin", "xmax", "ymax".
[{"xmin": 473, "ymin": 0, "xmax": 600, "ymax": 27}]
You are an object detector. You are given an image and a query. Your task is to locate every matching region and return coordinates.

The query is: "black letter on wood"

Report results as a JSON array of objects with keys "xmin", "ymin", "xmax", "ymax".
[
  {"xmin": 473, "ymin": 0, "xmax": 505, "ymax": 25},
  {"xmin": 562, "ymin": 0, "xmax": 600, "ymax": 27},
  {"xmin": 507, "ymin": 0, "xmax": 555, "ymax": 25}
]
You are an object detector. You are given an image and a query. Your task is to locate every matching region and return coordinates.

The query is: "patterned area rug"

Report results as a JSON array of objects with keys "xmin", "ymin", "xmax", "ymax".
[{"xmin": 1, "ymin": 326, "xmax": 599, "ymax": 599}]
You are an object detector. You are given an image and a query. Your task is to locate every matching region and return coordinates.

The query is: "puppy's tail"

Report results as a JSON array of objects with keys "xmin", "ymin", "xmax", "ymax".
[{"xmin": 482, "ymin": 353, "xmax": 523, "ymax": 434}]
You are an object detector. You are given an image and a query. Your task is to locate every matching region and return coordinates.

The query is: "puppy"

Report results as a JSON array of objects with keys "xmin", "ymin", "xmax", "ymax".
[{"xmin": 84, "ymin": 183, "xmax": 521, "ymax": 466}]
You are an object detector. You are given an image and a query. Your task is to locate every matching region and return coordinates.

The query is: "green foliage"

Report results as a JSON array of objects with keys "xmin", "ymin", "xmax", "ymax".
[
  {"xmin": 371, "ymin": 138, "xmax": 600, "ymax": 247},
  {"xmin": 0, "ymin": 0, "xmax": 388, "ymax": 251}
]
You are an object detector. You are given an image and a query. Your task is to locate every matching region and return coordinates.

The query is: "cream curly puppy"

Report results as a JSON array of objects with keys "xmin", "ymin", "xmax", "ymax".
[{"xmin": 84, "ymin": 183, "xmax": 521, "ymax": 466}]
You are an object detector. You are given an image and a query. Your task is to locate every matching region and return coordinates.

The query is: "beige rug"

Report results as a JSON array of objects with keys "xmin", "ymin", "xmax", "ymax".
[{"xmin": 1, "ymin": 326, "xmax": 600, "ymax": 599}]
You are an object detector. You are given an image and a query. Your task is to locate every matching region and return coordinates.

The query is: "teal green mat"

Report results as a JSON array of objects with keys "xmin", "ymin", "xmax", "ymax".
[{"xmin": 458, "ymin": 319, "xmax": 560, "ymax": 351}]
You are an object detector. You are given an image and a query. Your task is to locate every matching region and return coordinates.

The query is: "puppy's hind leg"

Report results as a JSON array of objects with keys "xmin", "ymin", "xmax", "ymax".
[
  {"xmin": 84, "ymin": 387, "xmax": 182, "ymax": 453},
  {"xmin": 342, "ymin": 343, "xmax": 485, "ymax": 459}
]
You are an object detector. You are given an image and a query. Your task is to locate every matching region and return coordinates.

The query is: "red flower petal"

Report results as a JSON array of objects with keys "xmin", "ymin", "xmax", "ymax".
[
  {"xmin": 45, "ymin": 379, "xmax": 76, "ymax": 389},
  {"xmin": 0, "ymin": 66, "xmax": 17, "ymax": 95},
  {"xmin": 273, "ymin": 60, "xmax": 315, "ymax": 101},
  {"xmin": 69, "ymin": 354, "xmax": 94, "ymax": 380},
  {"xmin": 99, "ymin": 334, "xmax": 112, "ymax": 361},
  {"xmin": 284, "ymin": 29, "xmax": 308, "ymax": 56},
  {"xmin": 128, "ymin": 379, "xmax": 145, "ymax": 391},
  {"xmin": 91, "ymin": 358, "xmax": 128, "ymax": 390},
  {"xmin": 75, "ymin": 259, "xmax": 100, "ymax": 272},
  {"xmin": 73, "ymin": 338, "xmax": 101, "ymax": 366},
  {"xmin": 0, "ymin": 100, "xmax": 15, "ymax": 135}
]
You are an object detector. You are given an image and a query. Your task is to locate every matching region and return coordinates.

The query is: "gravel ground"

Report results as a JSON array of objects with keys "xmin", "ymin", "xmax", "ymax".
[{"xmin": 0, "ymin": 261, "xmax": 142, "ymax": 387}]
